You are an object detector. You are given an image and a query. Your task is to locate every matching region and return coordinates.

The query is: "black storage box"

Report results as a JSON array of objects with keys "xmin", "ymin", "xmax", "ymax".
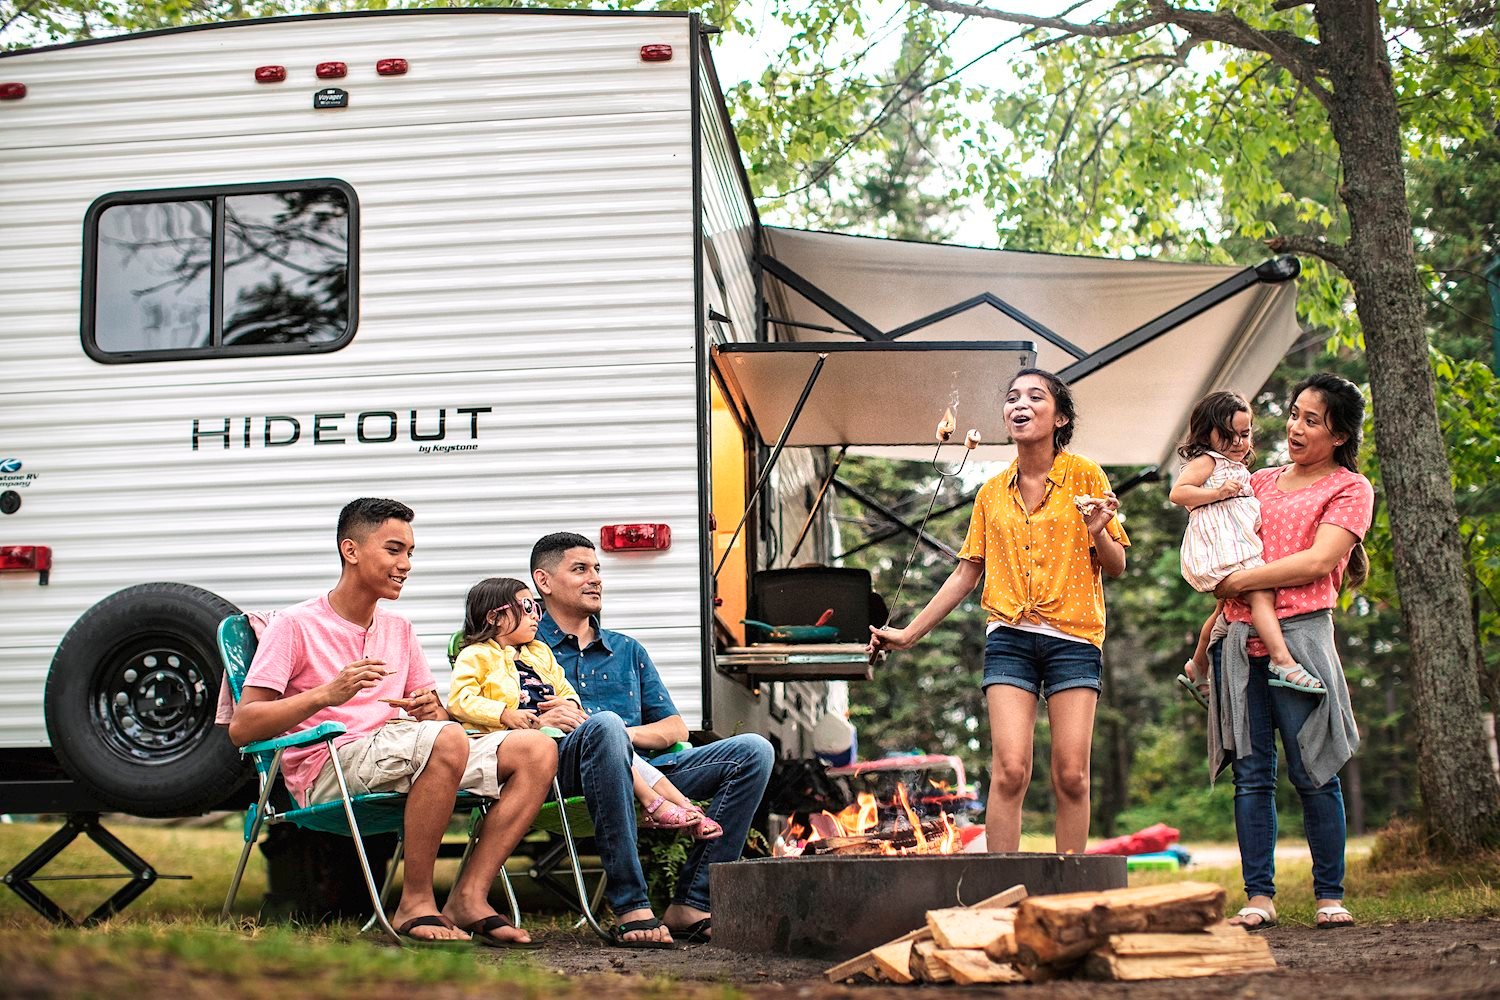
[{"xmin": 750, "ymin": 567, "xmax": 877, "ymax": 644}]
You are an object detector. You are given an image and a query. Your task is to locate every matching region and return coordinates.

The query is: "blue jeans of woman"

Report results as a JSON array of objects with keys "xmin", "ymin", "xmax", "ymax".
[{"xmin": 1211, "ymin": 643, "xmax": 1347, "ymax": 901}]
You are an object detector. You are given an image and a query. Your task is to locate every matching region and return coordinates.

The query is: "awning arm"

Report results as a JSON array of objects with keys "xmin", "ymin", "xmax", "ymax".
[
  {"xmin": 1112, "ymin": 465, "xmax": 1161, "ymax": 497},
  {"xmin": 761, "ymin": 254, "xmax": 1089, "ymax": 358},
  {"xmin": 787, "ymin": 445, "xmax": 847, "ymax": 565},
  {"xmin": 1058, "ymin": 256, "xmax": 1300, "ymax": 385},
  {"xmin": 760, "ymin": 255, "xmax": 887, "ymax": 342},
  {"xmin": 839, "ymin": 487, "xmax": 977, "ymax": 561},
  {"xmin": 713, "ymin": 352, "xmax": 829, "ymax": 578},
  {"xmin": 886, "ymin": 292, "xmax": 1088, "ymax": 359},
  {"xmin": 834, "ymin": 476, "xmax": 958, "ymax": 561}
]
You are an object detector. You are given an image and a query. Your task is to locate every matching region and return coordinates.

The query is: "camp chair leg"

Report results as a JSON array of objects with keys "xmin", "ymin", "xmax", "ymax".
[
  {"xmin": 552, "ymin": 777, "xmax": 609, "ymax": 942},
  {"xmin": 329, "ymin": 750, "xmax": 401, "ymax": 945},
  {"xmin": 223, "ymin": 749, "xmax": 284, "ymax": 922},
  {"xmin": 361, "ymin": 835, "xmax": 406, "ymax": 935},
  {"xmin": 497, "ymin": 866, "xmax": 522, "ymax": 928}
]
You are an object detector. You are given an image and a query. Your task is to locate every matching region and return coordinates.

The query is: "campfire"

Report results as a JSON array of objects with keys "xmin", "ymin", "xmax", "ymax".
[{"xmin": 773, "ymin": 786, "xmax": 964, "ymax": 856}]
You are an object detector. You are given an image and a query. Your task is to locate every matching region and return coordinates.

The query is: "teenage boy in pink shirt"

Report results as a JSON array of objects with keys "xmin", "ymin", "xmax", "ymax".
[{"xmin": 228, "ymin": 498, "xmax": 556, "ymax": 946}]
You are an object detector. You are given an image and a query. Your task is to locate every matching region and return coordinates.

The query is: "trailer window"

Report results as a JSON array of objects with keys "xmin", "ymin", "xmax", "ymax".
[{"xmin": 83, "ymin": 180, "xmax": 357, "ymax": 363}]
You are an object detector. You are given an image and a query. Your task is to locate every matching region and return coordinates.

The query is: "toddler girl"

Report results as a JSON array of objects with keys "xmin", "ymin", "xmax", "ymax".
[
  {"xmin": 1170, "ymin": 392, "xmax": 1324, "ymax": 706},
  {"xmin": 447, "ymin": 577, "xmax": 721, "ymax": 839}
]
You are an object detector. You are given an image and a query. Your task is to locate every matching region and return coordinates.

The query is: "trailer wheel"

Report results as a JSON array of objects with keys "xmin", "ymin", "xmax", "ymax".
[{"xmin": 45, "ymin": 583, "xmax": 251, "ymax": 817}]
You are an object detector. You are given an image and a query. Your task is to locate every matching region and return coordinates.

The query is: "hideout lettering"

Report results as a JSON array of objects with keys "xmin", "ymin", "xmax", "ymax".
[{"xmin": 190, "ymin": 407, "xmax": 491, "ymax": 451}]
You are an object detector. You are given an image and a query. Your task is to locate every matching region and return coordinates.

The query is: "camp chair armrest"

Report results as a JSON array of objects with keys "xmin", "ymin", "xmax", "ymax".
[
  {"xmin": 240, "ymin": 720, "xmax": 348, "ymax": 755},
  {"xmin": 643, "ymin": 741, "xmax": 691, "ymax": 759}
]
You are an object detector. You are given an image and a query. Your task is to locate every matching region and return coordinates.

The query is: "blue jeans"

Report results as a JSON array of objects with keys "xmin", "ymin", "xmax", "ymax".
[
  {"xmin": 556, "ymin": 712, "xmax": 773, "ymax": 916},
  {"xmin": 1211, "ymin": 644, "xmax": 1347, "ymax": 901},
  {"xmin": 652, "ymin": 734, "xmax": 773, "ymax": 912}
]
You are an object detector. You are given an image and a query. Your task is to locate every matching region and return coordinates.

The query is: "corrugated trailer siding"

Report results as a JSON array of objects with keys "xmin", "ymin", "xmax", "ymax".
[
  {"xmin": 0, "ymin": 13, "xmax": 692, "ymax": 149},
  {"xmin": 2, "ymin": 111, "xmax": 695, "ymax": 392},
  {"xmin": 697, "ymin": 58, "xmax": 758, "ymax": 345},
  {"xmin": 695, "ymin": 47, "xmax": 834, "ymax": 744},
  {"xmin": 0, "ymin": 11, "xmax": 708, "ymax": 746}
]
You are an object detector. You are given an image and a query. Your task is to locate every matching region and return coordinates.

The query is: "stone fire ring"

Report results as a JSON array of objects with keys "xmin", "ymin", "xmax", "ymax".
[{"xmin": 710, "ymin": 852, "xmax": 1127, "ymax": 959}]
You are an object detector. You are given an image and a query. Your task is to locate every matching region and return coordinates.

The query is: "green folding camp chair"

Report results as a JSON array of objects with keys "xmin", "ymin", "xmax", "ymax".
[
  {"xmin": 445, "ymin": 631, "xmax": 690, "ymax": 942},
  {"xmin": 218, "ymin": 614, "xmax": 501, "ymax": 944}
]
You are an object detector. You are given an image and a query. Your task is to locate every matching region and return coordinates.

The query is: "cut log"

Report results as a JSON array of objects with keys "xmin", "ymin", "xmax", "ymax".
[
  {"xmin": 825, "ymin": 926, "xmax": 930, "ymax": 983},
  {"xmin": 822, "ymin": 884, "xmax": 1027, "ymax": 983},
  {"xmin": 927, "ymin": 907, "xmax": 1016, "ymax": 949},
  {"xmin": 870, "ymin": 938, "xmax": 916, "ymax": 984},
  {"xmin": 1015, "ymin": 881, "xmax": 1226, "ymax": 965},
  {"xmin": 911, "ymin": 941, "xmax": 952, "ymax": 983},
  {"xmin": 971, "ymin": 884, "xmax": 1028, "ymax": 910},
  {"xmin": 822, "ymin": 953, "xmax": 878, "ymax": 983},
  {"xmin": 929, "ymin": 948, "xmax": 1028, "ymax": 985},
  {"xmin": 981, "ymin": 918, "xmax": 1019, "ymax": 961},
  {"xmin": 1086, "ymin": 930, "xmax": 1276, "ymax": 981}
]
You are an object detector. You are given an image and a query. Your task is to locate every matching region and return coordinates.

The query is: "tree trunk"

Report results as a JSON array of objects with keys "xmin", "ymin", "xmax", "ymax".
[{"xmin": 1315, "ymin": 0, "xmax": 1500, "ymax": 850}]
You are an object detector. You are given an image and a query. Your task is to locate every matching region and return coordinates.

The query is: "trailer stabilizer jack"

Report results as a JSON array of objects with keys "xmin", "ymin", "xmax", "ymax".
[{"xmin": 2, "ymin": 812, "xmax": 190, "ymax": 926}]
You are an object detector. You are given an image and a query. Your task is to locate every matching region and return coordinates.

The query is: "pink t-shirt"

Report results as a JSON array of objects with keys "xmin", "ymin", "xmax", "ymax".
[
  {"xmin": 241, "ymin": 594, "xmax": 435, "ymax": 802},
  {"xmin": 1225, "ymin": 465, "xmax": 1374, "ymax": 652}
]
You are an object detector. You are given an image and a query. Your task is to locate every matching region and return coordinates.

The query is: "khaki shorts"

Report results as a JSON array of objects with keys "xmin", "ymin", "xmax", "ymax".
[{"xmin": 303, "ymin": 719, "xmax": 511, "ymax": 806}]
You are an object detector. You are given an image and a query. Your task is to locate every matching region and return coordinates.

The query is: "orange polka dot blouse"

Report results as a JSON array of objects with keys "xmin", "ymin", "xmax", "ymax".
[{"xmin": 957, "ymin": 451, "xmax": 1129, "ymax": 648}]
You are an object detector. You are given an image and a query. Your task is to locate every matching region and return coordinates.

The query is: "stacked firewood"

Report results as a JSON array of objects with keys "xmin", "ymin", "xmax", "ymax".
[{"xmin": 825, "ymin": 882, "xmax": 1277, "ymax": 984}]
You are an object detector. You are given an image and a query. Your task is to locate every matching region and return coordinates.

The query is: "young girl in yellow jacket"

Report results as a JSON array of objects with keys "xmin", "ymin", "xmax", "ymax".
[{"xmin": 448, "ymin": 576, "xmax": 721, "ymax": 838}]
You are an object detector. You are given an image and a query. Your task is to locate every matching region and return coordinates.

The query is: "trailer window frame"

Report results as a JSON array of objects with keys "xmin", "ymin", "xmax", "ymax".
[{"xmin": 81, "ymin": 178, "xmax": 359, "ymax": 364}]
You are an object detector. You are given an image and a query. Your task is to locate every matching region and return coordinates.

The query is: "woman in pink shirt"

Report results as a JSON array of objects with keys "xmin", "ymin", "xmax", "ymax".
[{"xmin": 1210, "ymin": 373, "xmax": 1374, "ymax": 932}]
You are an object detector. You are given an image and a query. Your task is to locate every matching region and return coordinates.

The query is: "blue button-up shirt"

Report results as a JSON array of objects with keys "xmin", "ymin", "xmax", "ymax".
[{"xmin": 536, "ymin": 613, "xmax": 678, "ymax": 728}]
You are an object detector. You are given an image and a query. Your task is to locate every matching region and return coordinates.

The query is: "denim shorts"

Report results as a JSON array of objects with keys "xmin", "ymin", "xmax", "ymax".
[{"xmin": 982, "ymin": 626, "xmax": 1102, "ymax": 698}]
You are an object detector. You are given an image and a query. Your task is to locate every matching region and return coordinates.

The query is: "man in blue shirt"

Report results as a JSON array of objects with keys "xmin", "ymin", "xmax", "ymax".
[{"xmin": 530, "ymin": 532, "xmax": 773, "ymax": 947}]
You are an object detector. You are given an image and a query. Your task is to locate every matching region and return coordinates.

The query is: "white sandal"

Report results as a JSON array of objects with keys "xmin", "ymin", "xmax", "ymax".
[
  {"xmin": 1229, "ymin": 905, "xmax": 1277, "ymax": 930},
  {"xmin": 1316, "ymin": 904, "xmax": 1354, "ymax": 929}
]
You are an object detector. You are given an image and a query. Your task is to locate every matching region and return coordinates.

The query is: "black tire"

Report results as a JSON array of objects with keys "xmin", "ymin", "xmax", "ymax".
[{"xmin": 45, "ymin": 583, "xmax": 252, "ymax": 817}]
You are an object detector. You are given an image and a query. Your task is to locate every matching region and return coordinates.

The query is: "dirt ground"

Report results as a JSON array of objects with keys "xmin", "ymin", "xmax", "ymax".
[
  {"xmin": 4, "ymin": 918, "xmax": 1496, "ymax": 998},
  {"xmin": 525, "ymin": 918, "xmax": 1500, "ymax": 998}
]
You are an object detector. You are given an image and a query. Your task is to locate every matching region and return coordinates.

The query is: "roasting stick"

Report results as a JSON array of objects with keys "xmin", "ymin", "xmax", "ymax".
[{"xmin": 879, "ymin": 413, "xmax": 983, "ymax": 634}]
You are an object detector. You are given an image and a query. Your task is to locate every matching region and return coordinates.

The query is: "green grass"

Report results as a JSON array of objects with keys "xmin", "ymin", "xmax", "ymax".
[
  {"xmin": 2, "ymin": 920, "xmax": 570, "ymax": 999},
  {"xmin": 3, "ymin": 817, "xmax": 1496, "ymax": 994},
  {"xmin": 1131, "ymin": 836, "xmax": 1500, "ymax": 925},
  {"xmin": 0, "ymin": 817, "xmax": 265, "ymax": 922}
]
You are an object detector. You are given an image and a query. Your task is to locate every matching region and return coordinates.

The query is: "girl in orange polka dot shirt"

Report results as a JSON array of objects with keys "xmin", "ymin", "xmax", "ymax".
[{"xmin": 869, "ymin": 368, "xmax": 1128, "ymax": 854}]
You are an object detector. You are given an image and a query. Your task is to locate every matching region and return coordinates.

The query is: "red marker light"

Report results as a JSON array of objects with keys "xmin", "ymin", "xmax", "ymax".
[
  {"xmin": 376, "ymin": 58, "xmax": 408, "ymax": 76},
  {"xmin": 316, "ymin": 62, "xmax": 347, "ymax": 80},
  {"xmin": 0, "ymin": 545, "xmax": 51, "ymax": 584},
  {"xmin": 640, "ymin": 44, "xmax": 673, "ymax": 62},
  {"xmin": 254, "ymin": 65, "xmax": 287, "ymax": 83},
  {"xmin": 0, "ymin": 82, "xmax": 26, "ymax": 101},
  {"xmin": 600, "ymin": 524, "xmax": 671, "ymax": 552}
]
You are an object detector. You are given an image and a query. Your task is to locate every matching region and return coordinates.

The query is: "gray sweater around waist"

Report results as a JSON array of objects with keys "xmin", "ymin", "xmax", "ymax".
[{"xmin": 1208, "ymin": 610, "xmax": 1360, "ymax": 788}]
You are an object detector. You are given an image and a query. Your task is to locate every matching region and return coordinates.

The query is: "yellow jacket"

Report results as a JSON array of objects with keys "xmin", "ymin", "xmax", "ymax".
[{"xmin": 447, "ymin": 639, "xmax": 581, "ymax": 731}]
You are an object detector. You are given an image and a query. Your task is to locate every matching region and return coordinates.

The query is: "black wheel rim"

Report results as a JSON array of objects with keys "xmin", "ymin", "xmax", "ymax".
[{"xmin": 91, "ymin": 639, "xmax": 216, "ymax": 763}]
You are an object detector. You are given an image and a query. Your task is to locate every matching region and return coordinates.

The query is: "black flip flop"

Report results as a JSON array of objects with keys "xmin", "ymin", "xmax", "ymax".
[
  {"xmin": 669, "ymin": 917, "xmax": 712, "ymax": 945},
  {"xmin": 395, "ymin": 914, "xmax": 468, "ymax": 948},
  {"xmin": 465, "ymin": 913, "xmax": 542, "ymax": 950},
  {"xmin": 609, "ymin": 917, "xmax": 680, "ymax": 949}
]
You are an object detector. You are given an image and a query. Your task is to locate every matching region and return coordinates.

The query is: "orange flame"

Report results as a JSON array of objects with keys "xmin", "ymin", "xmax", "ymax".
[{"xmin": 894, "ymin": 784, "xmax": 927, "ymax": 851}]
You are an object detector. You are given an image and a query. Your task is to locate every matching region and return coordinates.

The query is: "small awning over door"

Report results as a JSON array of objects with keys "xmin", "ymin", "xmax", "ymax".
[
  {"xmin": 713, "ymin": 341, "xmax": 1034, "ymax": 452},
  {"xmin": 755, "ymin": 227, "xmax": 1304, "ymax": 468}
]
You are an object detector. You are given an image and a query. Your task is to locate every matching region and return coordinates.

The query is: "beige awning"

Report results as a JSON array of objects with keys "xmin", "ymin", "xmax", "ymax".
[{"xmin": 755, "ymin": 227, "xmax": 1302, "ymax": 468}]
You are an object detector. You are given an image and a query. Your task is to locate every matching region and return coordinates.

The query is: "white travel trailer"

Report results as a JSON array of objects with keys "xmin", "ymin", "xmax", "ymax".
[{"xmin": 0, "ymin": 7, "xmax": 1303, "ymax": 821}]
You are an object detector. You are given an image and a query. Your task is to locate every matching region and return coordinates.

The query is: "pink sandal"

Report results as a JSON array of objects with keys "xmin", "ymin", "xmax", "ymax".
[
  {"xmin": 692, "ymin": 814, "xmax": 724, "ymax": 841},
  {"xmin": 641, "ymin": 796, "xmax": 702, "ymax": 831}
]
